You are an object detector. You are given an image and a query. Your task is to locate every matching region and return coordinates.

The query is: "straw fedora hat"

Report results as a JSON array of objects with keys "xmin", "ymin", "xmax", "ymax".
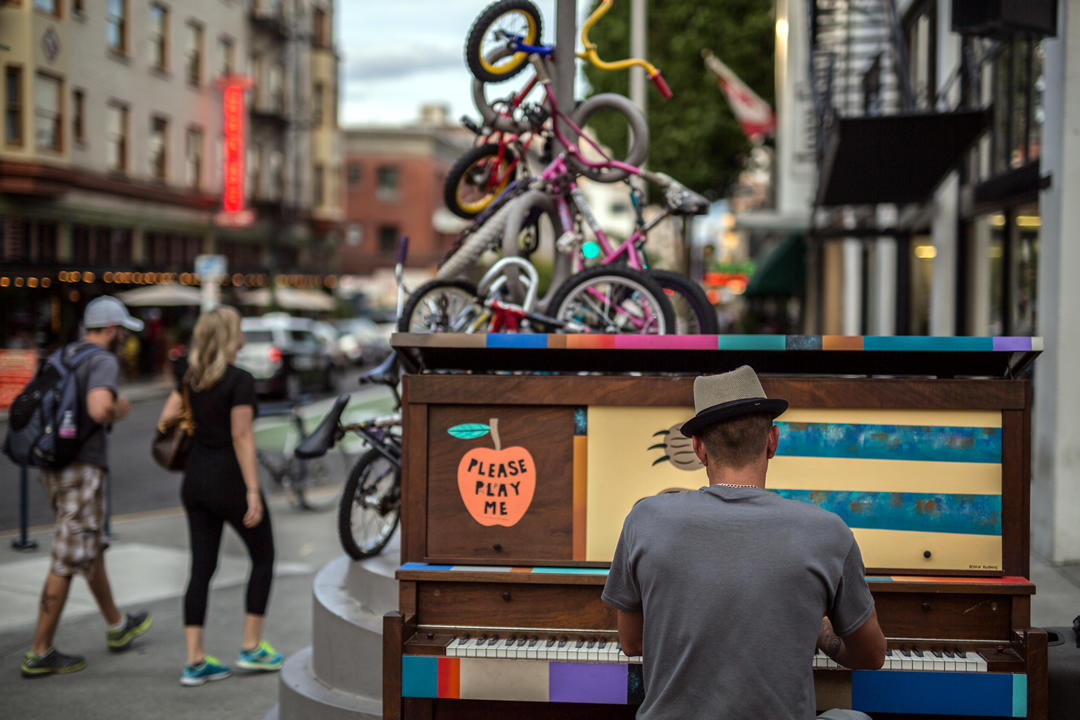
[{"xmin": 680, "ymin": 365, "xmax": 788, "ymax": 437}]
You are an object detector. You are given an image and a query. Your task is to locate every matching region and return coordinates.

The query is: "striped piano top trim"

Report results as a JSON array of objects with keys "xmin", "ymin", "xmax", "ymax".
[
  {"xmin": 396, "ymin": 563, "xmax": 1033, "ymax": 588},
  {"xmin": 392, "ymin": 334, "xmax": 1043, "ymax": 352}
]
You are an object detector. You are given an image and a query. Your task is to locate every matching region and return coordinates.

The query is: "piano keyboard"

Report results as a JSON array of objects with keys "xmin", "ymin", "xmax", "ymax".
[
  {"xmin": 445, "ymin": 635, "xmax": 641, "ymax": 664},
  {"xmin": 437, "ymin": 633, "xmax": 988, "ymax": 673}
]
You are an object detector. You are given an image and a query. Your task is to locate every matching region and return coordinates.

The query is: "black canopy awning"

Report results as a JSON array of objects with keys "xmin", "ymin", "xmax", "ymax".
[
  {"xmin": 745, "ymin": 235, "xmax": 806, "ymax": 298},
  {"xmin": 817, "ymin": 109, "xmax": 990, "ymax": 206}
]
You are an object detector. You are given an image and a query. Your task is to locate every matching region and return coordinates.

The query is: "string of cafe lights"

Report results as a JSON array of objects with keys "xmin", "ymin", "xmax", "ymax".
[{"xmin": 0, "ymin": 271, "xmax": 339, "ymax": 289}]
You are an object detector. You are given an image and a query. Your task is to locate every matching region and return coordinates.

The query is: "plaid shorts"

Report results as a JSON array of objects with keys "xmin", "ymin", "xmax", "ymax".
[{"xmin": 39, "ymin": 462, "xmax": 108, "ymax": 577}]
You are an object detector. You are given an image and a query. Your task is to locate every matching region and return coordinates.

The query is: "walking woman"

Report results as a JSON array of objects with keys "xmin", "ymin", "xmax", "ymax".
[{"xmin": 156, "ymin": 306, "xmax": 282, "ymax": 686}]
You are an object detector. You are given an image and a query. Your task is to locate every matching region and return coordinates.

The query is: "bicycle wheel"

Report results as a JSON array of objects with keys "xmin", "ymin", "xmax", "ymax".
[
  {"xmin": 647, "ymin": 269, "xmax": 719, "ymax": 334},
  {"xmin": 399, "ymin": 279, "xmax": 486, "ymax": 333},
  {"xmin": 465, "ymin": 0, "xmax": 542, "ymax": 83},
  {"xmin": 566, "ymin": 93, "xmax": 649, "ymax": 184},
  {"xmin": 436, "ymin": 196, "xmax": 518, "ymax": 280},
  {"xmin": 444, "ymin": 143, "xmax": 519, "ymax": 220},
  {"xmin": 548, "ymin": 265, "xmax": 675, "ymax": 334},
  {"xmin": 472, "ymin": 46, "xmax": 545, "ymax": 134},
  {"xmin": 338, "ymin": 449, "xmax": 400, "ymax": 560}
]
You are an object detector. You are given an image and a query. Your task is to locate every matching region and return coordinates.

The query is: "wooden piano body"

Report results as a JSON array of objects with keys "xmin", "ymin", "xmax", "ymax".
[{"xmin": 384, "ymin": 334, "xmax": 1047, "ymax": 719}]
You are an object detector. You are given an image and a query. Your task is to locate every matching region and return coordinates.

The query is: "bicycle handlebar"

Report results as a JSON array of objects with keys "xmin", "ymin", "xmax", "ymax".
[{"xmin": 577, "ymin": 0, "xmax": 672, "ymax": 99}]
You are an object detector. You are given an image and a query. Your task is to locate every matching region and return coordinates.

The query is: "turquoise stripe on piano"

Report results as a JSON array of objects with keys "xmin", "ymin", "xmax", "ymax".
[
  {"xmin": 863, "ymin": 336, "xmax": 991, "ymax": 352},
  {"xmin": 773, "ymin": 490, "xmax": 1002, "ymax": 535},
  {"xmin": 715, "ymin": 334, "xmax": 788, "ymax": 350},
  {"xmin": 851, "ymin": 670, "xmax": 1023, "ymax": 717},
  {"xmin": 1013, "ymin": 674, "xmax": 1027, "ymax": 717},
  {"xmin": 486, "ymin": 334, "xmax": 549, "ymax": 349},
  {"xmin": 532, "ymin": 567, "xmax": 609, "ymax": 575},
  {"xmin": 402, "ymin": 656, "xmax": 439, "ymax": 698},
  {"xmin": 775, "ymin": 422, "xmax": 1001, "ymax": 463}
]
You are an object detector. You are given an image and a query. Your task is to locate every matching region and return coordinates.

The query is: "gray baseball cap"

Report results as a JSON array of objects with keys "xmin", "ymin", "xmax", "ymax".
[{"xmin": 84, "ymin": 296, "xmax": 145, "ymax": 332}]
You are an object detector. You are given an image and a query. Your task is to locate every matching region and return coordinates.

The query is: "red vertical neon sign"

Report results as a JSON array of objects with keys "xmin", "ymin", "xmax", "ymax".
[{"xmin": 216, "ymin": 76, "xmax": 254, "ymax": 227}]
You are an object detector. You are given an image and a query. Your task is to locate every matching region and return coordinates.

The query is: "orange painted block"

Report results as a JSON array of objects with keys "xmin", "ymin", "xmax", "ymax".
[
  {"xmin": 438, "ymin": 657, "xmax": 460, "ymax": 699},
  {"xmin": 822, "ymin": 336, "xmax": 864, "ymax": 351}
]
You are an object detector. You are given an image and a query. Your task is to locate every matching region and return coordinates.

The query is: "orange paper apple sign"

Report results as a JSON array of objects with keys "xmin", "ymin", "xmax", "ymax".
[{"xmin": 451, "ymin": 418, "xmax": 536, "ymax": 527}]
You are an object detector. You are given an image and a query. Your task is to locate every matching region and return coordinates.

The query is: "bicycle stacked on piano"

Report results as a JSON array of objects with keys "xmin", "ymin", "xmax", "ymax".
[{"xmin": 411, "ymin": 0, "xmax": 718, "ymax": 336}]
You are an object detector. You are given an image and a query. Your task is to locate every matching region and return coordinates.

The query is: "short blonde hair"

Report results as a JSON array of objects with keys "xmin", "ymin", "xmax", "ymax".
[{"xmin": 188, "ymin": 306, "xmax": 242, "ymax": 391}]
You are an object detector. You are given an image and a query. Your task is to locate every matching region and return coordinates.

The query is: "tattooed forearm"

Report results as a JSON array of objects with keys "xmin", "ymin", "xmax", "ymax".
[{"xmin": 817, "ymin": 617, "xmax": 844, "ymax": 661}]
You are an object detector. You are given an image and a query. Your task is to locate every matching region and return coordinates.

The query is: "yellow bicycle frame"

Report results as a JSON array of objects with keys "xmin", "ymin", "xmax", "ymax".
[{"xmin": 577, "ymin": 0, "xmax": 660, "ymax": 78}]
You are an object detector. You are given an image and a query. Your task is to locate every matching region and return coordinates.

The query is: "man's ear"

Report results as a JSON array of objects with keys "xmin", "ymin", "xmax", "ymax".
[
  {"xmin": 692, "ymin": 434, "xmax": 708, "ymax": 467},
  {"xmin": 766, "ymin": 424, "xmax": 779, "ymax": 459}
]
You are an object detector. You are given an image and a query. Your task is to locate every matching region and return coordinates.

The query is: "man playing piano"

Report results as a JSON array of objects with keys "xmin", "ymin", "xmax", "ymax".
[{"xmin": 602, "ymin": 365, "xmax": 887, "ymax": 719}]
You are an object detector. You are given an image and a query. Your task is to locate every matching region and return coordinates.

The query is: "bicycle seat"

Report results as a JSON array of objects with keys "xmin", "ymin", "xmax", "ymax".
[
  {"xmin": 664, "ymin": 182, "xmax": 710, "ymax": 216},
  {"xmin": 294, "ymin": 393, "xmax": 350, "ymax": 459},
  {"xmin": 361, "ymin": 351, "xmax": 399, "ymax": 388}
]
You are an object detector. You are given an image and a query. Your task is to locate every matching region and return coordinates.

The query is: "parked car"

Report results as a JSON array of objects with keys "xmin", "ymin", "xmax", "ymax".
[
  {"xmin": 237, "ymin": 313, "xmax": 337, "ymax": 399},
  {"xmin": 333, "ymin": 317, "xmax": 392, "ymax": 366}
]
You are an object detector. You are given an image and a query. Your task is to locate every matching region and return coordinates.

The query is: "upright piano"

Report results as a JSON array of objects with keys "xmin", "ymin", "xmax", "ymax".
[{"xmin": 383, "ymin": 333, "xmax": 1047, "ymax": 719}]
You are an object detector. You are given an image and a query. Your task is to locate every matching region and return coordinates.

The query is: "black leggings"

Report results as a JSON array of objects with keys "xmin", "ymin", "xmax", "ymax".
[{"xmin": 182, "ymin": 486, "xmax": 274, "ymax": 627}]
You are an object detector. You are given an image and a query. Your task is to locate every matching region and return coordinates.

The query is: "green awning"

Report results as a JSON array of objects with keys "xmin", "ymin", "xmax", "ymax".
[{"xmin": 744, "ymin": 235, "xmax": 805, "ymax": 297}]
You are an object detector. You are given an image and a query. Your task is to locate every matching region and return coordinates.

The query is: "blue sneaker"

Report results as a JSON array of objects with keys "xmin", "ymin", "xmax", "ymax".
[
  {"xmin": 180, "ymin": 656, "xmax": 231, "ymax": 686},
  {"xmin": 236, "ymin": 640, "xmax": 283, "ymax": 671}
]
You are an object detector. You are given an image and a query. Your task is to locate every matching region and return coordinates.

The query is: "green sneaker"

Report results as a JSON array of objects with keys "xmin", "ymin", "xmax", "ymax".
[
  {"xmin": 21, "ymin": 648, "xmax": 87, "ymax": 678},
  {"xmin": 107, "ymin": 611, "xmax": 152, "ymax": 651},
  {"xmin": 236, "ymin": 640, "xmax": 284, "ymax": 671},
  {"xmin": 181, "ymin": 656, "xmax": 232, "ymax": 686}
]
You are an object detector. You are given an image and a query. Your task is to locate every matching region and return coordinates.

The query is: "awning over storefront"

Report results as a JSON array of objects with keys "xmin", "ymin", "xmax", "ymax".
[
  {"xmin": 242, "ymin": 287, "xmax": 336, "ymax": 312},
  {"xmin": 817, "ymin": 109, "xmax": 990, "ymax": 206},
  {"xmin": 116, "ymin": 283, "xmax": 203, "ymax": 306},
  {"xmin": 744, "ymin": 235, "xmax": 806, "ymax": 297}
]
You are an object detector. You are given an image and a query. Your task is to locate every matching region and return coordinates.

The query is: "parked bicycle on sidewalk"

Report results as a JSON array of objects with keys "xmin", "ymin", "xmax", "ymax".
[{"xmin": 295, "ymin": 352, "xmax": 403, "ymax": 560}]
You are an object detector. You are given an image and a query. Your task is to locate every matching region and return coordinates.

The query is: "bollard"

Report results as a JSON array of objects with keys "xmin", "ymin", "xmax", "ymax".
[{"xmin": 11, "ymin": 464, "xmax": 38, "ymax": 551}]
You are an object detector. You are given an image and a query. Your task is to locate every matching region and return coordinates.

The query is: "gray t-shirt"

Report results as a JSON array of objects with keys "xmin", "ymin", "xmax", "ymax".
[
  {"xmin": 602, "ymin": 484, "xmax": 875, "ymax": 720},
  {"xmin": 70, "ymin": 341, "xmax": 119, "ymax": 470}
]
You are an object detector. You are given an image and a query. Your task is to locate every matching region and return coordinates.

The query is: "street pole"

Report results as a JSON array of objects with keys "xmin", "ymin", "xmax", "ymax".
[
  {"xmin": 630, "ymin": 0, "xmax": 647, "ymax": 118},
  {"xmin": 12, "ymin": 464, "xmax": 38, "ymax": 551},
  {"xmin": 555, "ymin": 0, "xmax": 577, "ymax": 140}
]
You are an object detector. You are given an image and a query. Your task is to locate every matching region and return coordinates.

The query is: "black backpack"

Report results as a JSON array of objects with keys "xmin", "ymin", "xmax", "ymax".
[{"xmin": 3, "ymin": 344, "xmax": 104, "ymax": 468}]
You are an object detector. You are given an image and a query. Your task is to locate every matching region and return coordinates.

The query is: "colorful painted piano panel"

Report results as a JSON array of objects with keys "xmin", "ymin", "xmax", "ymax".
[{"xmin": 584, "ymin": 407, "xmax": 1003, "ymax": 571}]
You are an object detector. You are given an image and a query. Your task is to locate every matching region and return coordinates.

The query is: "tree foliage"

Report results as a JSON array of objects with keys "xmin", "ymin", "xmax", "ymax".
[{"xmin": 580, "ymin": 0, "xmax": 775, "ymax": 198}]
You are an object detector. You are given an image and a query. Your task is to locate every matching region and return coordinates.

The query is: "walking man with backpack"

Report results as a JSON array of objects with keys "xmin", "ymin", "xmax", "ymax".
[{"xmin": 17, "ymin": 296, "xmax": 153, "ymax": 677}]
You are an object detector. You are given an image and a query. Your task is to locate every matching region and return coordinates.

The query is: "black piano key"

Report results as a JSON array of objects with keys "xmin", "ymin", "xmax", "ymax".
[
  {"xmin": 942, "ymin": 648, "xmax": 955, "ymax": 658},
  {"xmin": 576, "ymin": 639, "xmax": 585, "ymax": 648},
  {"xmin": 912, "ymin": 648, "xmax": 924, "ymax": 657},
  {"xmin": 900, "ymin": 647, "xmax": 911, "ymax": 657},
  {"xmin": 545, "ymin": 638, "xmax": 556, "ymax": 647},
  {"xmin": 931, "ymin": 648, "xmax": 943, "ymax": 658}
]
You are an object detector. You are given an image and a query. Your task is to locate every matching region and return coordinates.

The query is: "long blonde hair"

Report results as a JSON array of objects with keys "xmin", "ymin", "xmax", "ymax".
[{"xmin": 188, "ymin": 306, "xmax": 242, "ymax": 391}]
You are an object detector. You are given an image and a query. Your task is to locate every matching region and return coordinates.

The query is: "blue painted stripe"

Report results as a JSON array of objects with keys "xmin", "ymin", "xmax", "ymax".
[
  {"xmin": 715, "ymin": 334, "xmax": 787, "ymax": 350},
  {"xmin": 486, "ymin": 334, "xmax": 549, "ymax": 348},
  {"xmin": 863, "ymin": 336, "xmax": 992, "ymax": 352},
  {"xmin": 772, "ymin": 490, "xmax": 1002, "ymax": 535},
  {"xmin": 776, "ymin": 422, "xmax": 1001, "ymax": 463},
  {"xmin": 851, "ymin": 670, "xmax": 1018, "ymax": 716},
  {"xmin": 532, "ymin": 567, "xmax": 610, "ymax": 575},
  {"xmin": 402, "ymin": 656, "xmax": 439, "ymax": 698},
  {"xmin": 399, "ymin": 562, "xmax": 454, "ymax": 571},
  {"xmin": 1013, "ymin": 674, "xmax": 1027, "ymax": 717}
]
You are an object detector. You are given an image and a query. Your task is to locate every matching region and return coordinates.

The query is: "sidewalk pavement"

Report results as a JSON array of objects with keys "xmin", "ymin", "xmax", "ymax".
[
  {"xmin": 1, "ymin": 484, "xmax": 1079, "ymax": 719},
  {"xmin": 0, "ymin": 484, "xmax": 350, "ymax": 720}
]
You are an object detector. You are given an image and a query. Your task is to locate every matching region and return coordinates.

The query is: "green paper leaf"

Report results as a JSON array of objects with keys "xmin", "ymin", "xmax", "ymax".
[{"xmin": 448, "ymin": 423, "xmax": 490, "ymax": 439}]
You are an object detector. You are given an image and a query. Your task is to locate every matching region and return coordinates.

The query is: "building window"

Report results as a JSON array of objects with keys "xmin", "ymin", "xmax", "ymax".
[
  {"xmin": 185, "ymin": 22, "xmax": 203, "ymax": 87},
  {"xmin": 107, "ymin": 0, "xmax": 127, "ymax": 54},
  {"xmin": 376, "ymin": 165, "xmax": 399, "ymax": 201},
  {"xmin": 5, "ymin": 67, "xmax": 23, "ymax": 147},
  {"xmin": 149, "ymin": 3, "xmax": 168, "ymax": 72},
  {"xmin": 346, "ymin": 223, "xmax": 363, "ymax": 246},
  {"xmin": 219, "ymin": 36, "xmax": 234, "ymax": 76},
  {"xmin": 34, "ymin": 73, "xmax": 62, "ymax": 152},
  {"xmin": 347, "ymin": 162, "xmax": 361, "ymax": 187},
  {"xmin": 312, "ymin": 82, "xmax": 324, "ymax": 127},
  {"xmin": 149, "ymin": 115, "xmax": 168, "ymax": 180},
  {"xmin": 34, "ymin": 0, "xmax": 59, "ymax": 16},
  {"xmin": 185, "ymin": 125, "xmax": 202, "ymax": 190},
  {"xmin": 313, "ymin": 163, "xmax": 324, "ymax": 206},
  {"xmin": 378, "ymin": 225, "xmax": 398, "ymax": 254},
  {"xmin": 269, "ymin": 150, "xmax": 283, "ymax": 200},
  {"xmin": 313, "ymin": 7, "xmax": 329, "ymax": 48},
  {"xmin": 248, "ymin": 145, "xmax": 262, "ymax": 199},
  {"xmin": 72, "ymin": 88, "xmax": 84, "ymax": 144},
  {"xmin": 106, "ymin": 101, "xmax": 128, "ymax": 172},
  {"xmin": 268, "ymin": 62, "xmax": 284, "ymax": 112},
  {"xmin": 73, "ymin": 0, "xmax": 84, "ymax": 15}
]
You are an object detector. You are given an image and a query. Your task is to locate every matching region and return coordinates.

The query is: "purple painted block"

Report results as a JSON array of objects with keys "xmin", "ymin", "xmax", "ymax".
[
  {"xmin": 549, "ymin": 662, "xmax": 628, "ymax": 704},
  {"xmin": 993, "ymin": 336, "xmax": 1031, "ymax": 352}
]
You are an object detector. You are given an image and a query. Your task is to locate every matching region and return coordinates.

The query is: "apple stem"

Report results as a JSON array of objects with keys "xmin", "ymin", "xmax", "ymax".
[{"xmin": 489, "ymin": 418, "xmax": 501, "ymax": 451}]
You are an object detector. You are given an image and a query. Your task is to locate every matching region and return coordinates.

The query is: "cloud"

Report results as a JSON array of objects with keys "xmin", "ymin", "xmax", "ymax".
[{"xmin": 342, "ymin": 45, "xmax": 465, "ymax": 82}]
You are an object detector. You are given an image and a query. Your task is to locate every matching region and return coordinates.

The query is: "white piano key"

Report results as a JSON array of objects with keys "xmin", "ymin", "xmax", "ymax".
[
  {"xmin": 556, "ymin": 639, "xmax": 570, "ymax": 662},
  {"xmin": 600, "ymin": 641, "xmax": 620, "ymax": 662},
  {"xmin": 540, "ymin": 639, "xmax": 558, "ymax": 661},
  {"xmin": 930, "ymin": 651, "xmax": 946, "ymax": 671},
  {"xmin": 493, "ymin": 638, "xmax": 511, "ymax": 659},
  {"xmin": 525, "ymin": 638, "xmax": 540, "ymax": 661},
  {"xmin": 968, "ymin": 652, "xmax": 988, "ymax": 672},
  {"xmin": 900, "ymin": 649, "xmax": 914, "ymax": 671},
  {"xmin": 446, "ymin": 637, "xmax": 466, "ymax": 657},
  {"xmin": 617, "ymin": 650, "xmax": 632, "ymax": 664},
  {"xmin": 629, "ymin": 655, "xmax": 643, "ymax": 664},
  {"xmin": 586, "ymin": 641, "xmax": 600, "ymax": 663},
  {"xmin": 464, "ymin": 638, "xmax": 480, "ymax": 658}
]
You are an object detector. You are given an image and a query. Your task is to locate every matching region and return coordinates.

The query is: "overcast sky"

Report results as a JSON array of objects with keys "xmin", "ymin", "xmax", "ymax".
[{"xmin": 337, "ymin": 1, "xmax": 592, "ymax": 126}]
